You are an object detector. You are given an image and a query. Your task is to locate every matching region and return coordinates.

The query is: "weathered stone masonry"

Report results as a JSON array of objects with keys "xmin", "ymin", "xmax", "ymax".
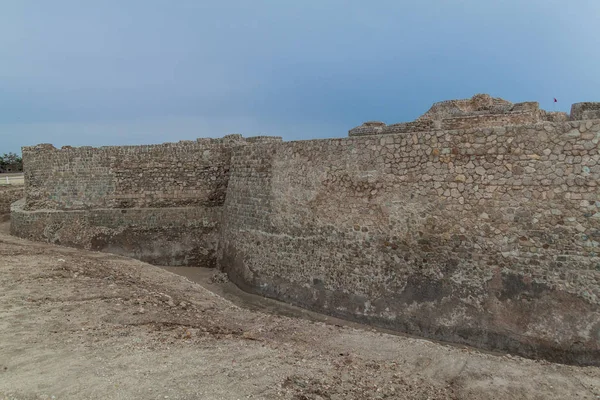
[
  {"xmin": 11, "ymin": 95, "xmax": 600, "ymax": 365},
  {"xmin": 0, "ymin": 186, "xmax": 24, "ymax": 222},
  {"xmin": 12, "ymin": 135, "xmax": 281, "ymax": 266}
]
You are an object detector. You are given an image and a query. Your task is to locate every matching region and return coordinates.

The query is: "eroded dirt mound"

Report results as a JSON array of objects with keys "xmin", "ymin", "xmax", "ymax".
[{"xmin": 0, "ymin": 225, "xmax": 598, "ymax": 399}]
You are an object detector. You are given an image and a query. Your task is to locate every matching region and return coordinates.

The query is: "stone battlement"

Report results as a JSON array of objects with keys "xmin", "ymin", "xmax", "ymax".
[
  {"xmin": 9, "ymin": 95, "xmax": 600, "ymax": 366},
  {"xmin": 349, "ymin": 94, "xmax": 581, "ymax": 136},
  {"xmin": 24, "ymin": 135, "xmax": 282, "ymax": 153}
]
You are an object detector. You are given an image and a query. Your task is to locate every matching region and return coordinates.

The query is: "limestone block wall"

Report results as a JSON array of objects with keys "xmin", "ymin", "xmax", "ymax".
[
  {"xmin": 350, "ymin": 111, "xmax": 546, "ymax": 136},
  {"xmin": 16, "ymin": 136, "xmax": 243, "ymax": 266},
  {"xmin": 23, "ymin": 136, "xmax": 245, "ymax": 210},
  {"xmin": 541, "ymin": 110, "xmax": 570, "ymax": 122},
  {"xmin": 349, "ymin": 95, "xmax": 576, "ymax": 138},
  {"xmin": 0, "ymin": 186, "xmax": 24, "ymax": 221},
  {"xmin": 219, "ymin": 119, "xmax": 600, "ymax": 365},
  {"xmin": 382, "ymin": 120, "xmax": 437, "ymax": 134},
  {"xmin": 439, "ymin": 111, "xmax": 539, "ymax": 130},
  {"xmin": 348, "ymin": 121, "xmax": 387, "ymax": 137},
  {"xmin": 14, "ymin": 135, "xmax": 283, "ymax": 266},
  {"xmin": 11, "ymin": 200, "xmax": 220, "ymax": 266},
  {"xmin": 11, "ymin": 112, "xmax": 600, "ymax": 364},
  {"xmin": 417, "ymin": 95, "xmax": 515, "ymax": 120},
  {"xmin": 572, "ymin": 102, "xmax": 600, "ymax": 121}
]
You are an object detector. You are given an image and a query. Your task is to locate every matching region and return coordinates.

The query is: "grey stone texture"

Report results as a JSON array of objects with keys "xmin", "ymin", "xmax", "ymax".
[
  {"xmin": 11, "ymin": 95, "xmax": 600, "ymax": 365},
  {"xmin": 15, "ymin": 136, "xmax": 281, "ymax": 266},
  {"xmin": 23, "ymin": 136, "xmax": 246, "ymax": 210},
  {"xmin": 219, "ymin": 118, "xmax": 600, "ymax": 365},
  {"xmin": 571, "ymin": 102, "xmax": 600, "ymax": 121},
  {"xmin": 11, "ymin": 199, "xmax": 219, "ymax": 266},
  {"xmin": 0, "ymin": 186, "xmax": 24, "ymax": 221},
  {"xmin": 349, "ymin": 94, "xmax": 572, "ymax": 136}
]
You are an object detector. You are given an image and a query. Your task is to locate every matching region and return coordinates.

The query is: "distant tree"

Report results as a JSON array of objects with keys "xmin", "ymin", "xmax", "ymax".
[{"xmin": 0, "ymin": 152, "xmax": 23, "ymax": 172}]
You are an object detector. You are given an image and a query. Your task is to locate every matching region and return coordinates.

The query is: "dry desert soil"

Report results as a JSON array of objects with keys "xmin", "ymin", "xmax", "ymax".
[{"xmin": 1, "ymin": 221, "xmax": 599, "ymax": 399}]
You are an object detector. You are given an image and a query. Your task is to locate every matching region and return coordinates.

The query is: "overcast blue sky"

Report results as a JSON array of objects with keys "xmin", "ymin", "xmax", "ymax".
[{"xmin": 1, "ymin": 0, "xmax": 599, "ymax": 154}]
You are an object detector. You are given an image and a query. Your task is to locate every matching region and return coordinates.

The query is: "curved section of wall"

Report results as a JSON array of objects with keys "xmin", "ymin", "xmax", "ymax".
[
  {"xmin": 219, "ymin": 120, "xmax": 600, "ymax": 365},
  {"xmin": 11, "ymin": 200, "xmax": 220, "ymax": 266}
]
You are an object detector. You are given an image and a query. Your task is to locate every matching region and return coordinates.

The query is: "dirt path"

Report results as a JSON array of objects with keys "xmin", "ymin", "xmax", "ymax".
[{"xmin": 1, "ymin": 223, "xmax": 599, "ymax": 399}]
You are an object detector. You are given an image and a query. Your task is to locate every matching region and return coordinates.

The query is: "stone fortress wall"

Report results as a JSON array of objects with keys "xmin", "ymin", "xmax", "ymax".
[
  {"xmin": 23, "ymin": 137, "xmax": 240, "ymax": 210},
  {"xmin": 11, "ymin": 94, "xmax": 600, "ymax": 365},
  {"xmin": 0, "ymin": 186, "xmax": 24, "ymax": 222},
  {"xmin": 12, "ymin": 135, "xmax": 281, "ymax": 266},
  {"xmin": 349, "ymin": 94, "xmax": 569, "ymax": 136}
]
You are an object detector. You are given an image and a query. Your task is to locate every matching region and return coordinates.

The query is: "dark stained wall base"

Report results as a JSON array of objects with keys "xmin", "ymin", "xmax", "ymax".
[
  {"xmin": 222, "ymin": 244, "xmax": 600, "ymax": 366},
  {"xmin": 10, "ymin": 200, "xmax": 220, "ymax": 267}
]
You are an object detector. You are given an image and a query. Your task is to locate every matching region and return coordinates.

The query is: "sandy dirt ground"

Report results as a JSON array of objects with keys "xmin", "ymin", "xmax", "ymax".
[{"xmin": 1, "ymin": 222, "xmax": 599, "ymax": 400}]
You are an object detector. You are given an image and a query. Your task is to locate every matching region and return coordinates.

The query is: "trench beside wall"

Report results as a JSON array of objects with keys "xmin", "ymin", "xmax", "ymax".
[{"xmin": 218, "ymin": 119, "xmax": 600, "ymax": 365}]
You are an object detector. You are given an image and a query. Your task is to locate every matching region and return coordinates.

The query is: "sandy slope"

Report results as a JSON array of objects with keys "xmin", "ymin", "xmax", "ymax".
[{"xmin": 0, "ymin": 223, "xmax": 599, "ymax": 399}]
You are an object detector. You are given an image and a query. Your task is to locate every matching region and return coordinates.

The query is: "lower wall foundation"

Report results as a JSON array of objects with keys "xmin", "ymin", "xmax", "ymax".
[{"xmin": 10, "ymin": 200, "xmax": 220, "ymax": 266}]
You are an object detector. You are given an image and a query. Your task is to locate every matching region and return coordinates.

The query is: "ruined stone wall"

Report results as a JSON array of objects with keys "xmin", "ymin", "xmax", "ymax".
[
  {"xmin": 14, "ymin": 135, "xmax": 283, "ymax": 266},
  {"xmin": 11, "ymin": 199, "xmax": 219, "ymax": 266},
  {"xmin": 381, "ymin": 120, "xmax": 437, "ymax": 135},
  {"xmin": 348, "ymin": 121, "xmax": 387, "ymax": 136},
  {"xmin": 350, "ymin": 95, "xmax": 573, "ymax": 138},
  {"xmin": 219, "ymin": 119, "xmax": 600, "ymax": 365},
  {"xmin": 350, "ymin": 112, "xmax": 543, "ymax": 136},
  {"xmin": 12, "ymin": 112, "xmax": 600, "ymax": 364},
  {"xmin": 572, "ymin": 102, "xmax": 600, "ymax": 121},
  {"xmin": 439, "ymin": 111, "xmax": 540, "ymax": 130},
  {"xmin": 23, "ymin": 136, "xmax": 245, "ymax": 210},
  {"xmin": 16, "ymin": 139, "xmax": 235, "ymax": 266},
  {"xmin": 0, "ymin": 186, "xmax": 24, "ymax": 222},
  {"xmin": 416, "ymin": 95, "xmax": 515, "ymax": 121}
]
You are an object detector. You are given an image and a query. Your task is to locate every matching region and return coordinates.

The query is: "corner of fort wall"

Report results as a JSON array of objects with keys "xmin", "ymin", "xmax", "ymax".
[
  {"xmin": 0, "ymin": 186, "xmax": 24, "ymax": 222},
  {"xmin": 219, "ymin": 118, "xmax": 600, "ymax": 366},
  {"xmin": 10, "ymin": 114, "xmax": 600, "ymax": 365},
  {"xmin": 571, "ymin": 102, "xmax": 600, "ymax": 121},
  {"xmin": 12, "ymin": 136, "xmax": 280, "ymax": 266}
]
